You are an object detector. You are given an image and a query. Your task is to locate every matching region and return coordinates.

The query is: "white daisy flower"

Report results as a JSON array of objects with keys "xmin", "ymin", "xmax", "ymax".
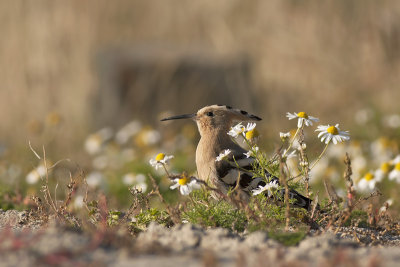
[
  {"xmin": 383, "ymin": 114, "xmax": 400, "ymax": 128},
  {"xmin": 122, "ymin": 173, "xmax": 136, "ymax": 186},
  {"xmin": 86, "ymin": 171, "xmax": 104, "ymax": 188},
  {"xmin": 245, "ymin": 122, "xmax": 257, "ymax": 132},
  {"xmin": 244, "ymin": 124, "xmax": 259, "ymax": 142},
  {"xmin": 216, "ymin": 149, "xmax": 232, "ymax": 162},
  {"xmin": 228, "ymin": 123, "xmax": 245, "ymax": 138},
  {"xmin": 84, "ymin": 135, "xmax": 103, "ymax": 155},
  {"xmin": 142, "ymin": 129, "xmax": 161, "ymax": 146},
  {"xmin": 84, "ymin": 127, "xmax": 113, "ymax": 155},
  {"xmin": 282, "ymin": 149, "xmax": 297, "ymax": 160},
  {"xmin": 228, "ymin": 122, "xmax": 259, "ymax": 143},
  {"xmin": 135, "ymin": 182, "xmax": 148, "ymax": 193},
  {"xmin": 391, "ymin": 155, "xmax": 400, "ymax": 164},
  {"xmin": 244, "ymin": 146, "xmax": 259, "ymax": 158},
  {"xmin": 356, "ymin": 172, "xmax": 377, "ymax": 192},
  {"xmin": 379, "ymin": 198, "xmax": 394, "ymax": 213},
  {"xmin": 135, "ymin": 173, "xmax": 146, "ymax": 183},
  {"xmin": 115, "ymin": 120, "xmax": 142, "ymax": 144},
  {"xmin": 354, "ymin": 108, "xmax": 373, "ymax": 125},
  {"xmin": 374, "ymin": 162, "xmax": 392, "ymax": 182},
  {"xmin": 315, "ymin": 124, "xmax": 350, "ymax": 145},
  {"xmin": 73, "ymin": 195, "xmax": 85, "ymax": 209},
  {"xmin": 26, "ymin": 164, "xmax": 47, "ymax": 184},
  {"xmin": 286, "ymin": 112, "xmax": 319, "ymax": 128},
  {"xmin": 123, "ymin": 173, "xmax": 147, "ymax": 192},
  {"xmin": 279, "ymin": 132, "xmax": 291, "ymax": 141},
  {"xmin": 170, "ymin": 176, "xmax": 199, "ymax": 195},
  {"xmin": 388, "ymin": 162, "xmax": 400, "ymax": 183},
  {"xmin": 149, "ymin": 153, "xmax": 174, "ymax": 170},
  {"xmin": 252, "ymin": 180, "xmax": 279, "ymax": 196}
]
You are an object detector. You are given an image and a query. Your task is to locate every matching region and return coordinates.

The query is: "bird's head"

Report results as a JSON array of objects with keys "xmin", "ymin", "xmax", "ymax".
[{"xmin": 161, "ymin": 105, "xmax": 262, "ymax": 136}]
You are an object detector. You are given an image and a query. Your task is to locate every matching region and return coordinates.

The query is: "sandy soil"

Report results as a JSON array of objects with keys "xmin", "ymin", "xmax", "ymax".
[{"xmin": 1, "ymin": 209, "xmax": 400, "ymax": 267}]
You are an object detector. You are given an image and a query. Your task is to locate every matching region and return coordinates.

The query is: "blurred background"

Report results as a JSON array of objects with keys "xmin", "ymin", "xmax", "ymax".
[{"xmin": 1, "ymin": 0, "xmax": 400, "ymax": 209}]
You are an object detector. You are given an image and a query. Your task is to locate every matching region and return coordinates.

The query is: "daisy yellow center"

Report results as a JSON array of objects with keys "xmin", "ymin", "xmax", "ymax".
[
  {"xmin": 178, "ymin": 176, "xmax": 189, "ymax": 185},
  {"xmin": 395, "ymin": 162, "xmax": 400, "ymax": 171},
  {"xmin": 46, "ymin": 112, "xmax": 62, "ymax": 126},
  {"xmin": 155, "ymin": 153, "xmax": 165, "ymax": 161},
  {"xmin": 364, "ymin": 172, "xmax": 374, "ymax": 181},
  {"xmin": 297, "ymin": 112, "xmax": 309, "ymax": 119},
  {"xmin": 327, "ymin": 126, "xmax": 339, "ymax": 135},
  {"xmin": 381, "ymin": 162, "xmax": 391, "ymax": 173},
  {"xmin": 91, "ymin": 134, "xmax": 102, "ymax": 143},
  {"xmin": 246, "ymin": 129, "xmax": 259, "ymax": 140}
]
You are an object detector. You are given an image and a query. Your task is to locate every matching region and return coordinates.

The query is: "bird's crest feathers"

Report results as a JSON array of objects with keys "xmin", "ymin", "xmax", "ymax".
[{"xmin": 195, "ymin": 104, "xmax": 262, "ymax": 123}]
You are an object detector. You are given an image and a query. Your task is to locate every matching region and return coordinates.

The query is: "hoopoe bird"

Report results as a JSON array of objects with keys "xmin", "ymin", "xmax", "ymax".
[{"xmin": 161, "ymin": 104, "xmax": 313, "ymax": 210}]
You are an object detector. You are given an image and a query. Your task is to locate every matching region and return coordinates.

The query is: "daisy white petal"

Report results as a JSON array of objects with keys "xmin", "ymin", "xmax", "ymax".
[
  {"xmin": 149, "ymin": 158, "xmax": 163, "ymax": 170},
  {"xmin": 282, "ymin": 149, "xmax": 297, "ymax": 160},
  {"xmin": 356, "ymin": 172, "xmax": 377, "ymax": 192},
  {"xmin": 279, "ymin": 132, "xmax": 291, "ymax": 141},
  {"xmin": 244, "ymin": 146, "xmax": 259, "ymax": 158},
  {"xmin": 388, "ymin": 162, "xmax": 400, "ymax": 183},
  {"xmin": 245, "ymin": 123, "xmax": 257, "ymax": 132},
  {"xmin": 252, "ymin": 180, "xmax": 279, "ymax": 196},
  {"xmin": 380, "ymin": 198, "xmax": 394, "ymax": 212},
  {"xmin": 170, "ymin": 183, "xmax": 180, "ymax": 190},
  {"xmin": 180, "ymin": 185, "xmax": 191, "ymax": 195},
  {"xmin": 228, "ymin": 123, "xmax": 245, "ymax": 138},
  {"xmin": 216, "ymin": 149, "xmax": 232, "ymax": 162}
]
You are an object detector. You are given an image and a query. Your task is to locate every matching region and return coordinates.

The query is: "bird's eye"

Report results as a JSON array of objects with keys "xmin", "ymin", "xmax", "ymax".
[{"xmin": 206, "ymin": 112, "xmax": 214, "ymax": 117}]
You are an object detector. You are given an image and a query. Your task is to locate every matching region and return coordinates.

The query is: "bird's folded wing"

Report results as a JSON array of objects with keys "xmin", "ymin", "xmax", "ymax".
[
  {"xmin": 215, "ymin": 151, "xmax": 265, "ymax": 192},
  {"xmin": 214, "ymin": 149, "xmax": 313, "ymax": 209}
]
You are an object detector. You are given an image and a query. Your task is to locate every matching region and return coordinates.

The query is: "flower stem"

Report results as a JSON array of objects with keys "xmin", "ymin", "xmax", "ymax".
[
  {"xmin": 310, "ymin": 141, "xmax": 331, "ymax": 170},
  {"xmin": 162, "ymin": 164, "xmax": 170, "ymax": 177},
  {"xmin": 282, "ymin": 126, "xmax": 302, "ymax": 158}
]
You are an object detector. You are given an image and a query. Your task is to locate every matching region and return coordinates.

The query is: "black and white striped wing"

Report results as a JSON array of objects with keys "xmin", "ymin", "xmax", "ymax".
[
  {"xmin": 215, "ymin": 152, "xmax": 267, "ymax": 192},
  {"xmin": 215, "ymin": 150, "xmax": 312, "ymax": 210}
]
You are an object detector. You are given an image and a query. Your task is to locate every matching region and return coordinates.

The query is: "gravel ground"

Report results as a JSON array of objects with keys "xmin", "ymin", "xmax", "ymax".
[{"xmin": 1, "ymin": 209, "xmax": 400, "ymax": 266}]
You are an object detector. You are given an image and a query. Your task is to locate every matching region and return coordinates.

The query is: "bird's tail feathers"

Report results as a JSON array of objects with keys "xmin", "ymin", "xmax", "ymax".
[{"xmin": 261, "ymin": 177, "xmax": 314, "ymax": 211}]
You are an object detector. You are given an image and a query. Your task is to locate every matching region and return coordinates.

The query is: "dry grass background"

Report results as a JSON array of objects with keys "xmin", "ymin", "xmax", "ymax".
[{"xmin": 1, "ymin": 0, "xmax": 400, "ymax": 156}]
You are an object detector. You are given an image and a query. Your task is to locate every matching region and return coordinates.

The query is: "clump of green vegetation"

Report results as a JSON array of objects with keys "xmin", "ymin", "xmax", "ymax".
[
  {"xmin": 129, "ymin": 208, "xmax": 173, "ymax": 233},
  {"xmin": 0, "ymin": 188, "xmax": 20, "ymax": 211},
  {"xmin": 182, "ymin": 189, "xmax": 247, "ymax": 232},
  {"xmin": 107, "ymin": 210, "xmax": 122, "ymax": 226},
  {"xmin": 343, "ymin": 210, "xmax": 369, "ymax": 228},
  {"xmin": 268, "ymin": 231, "xmax": 307, "ymax": 246}
]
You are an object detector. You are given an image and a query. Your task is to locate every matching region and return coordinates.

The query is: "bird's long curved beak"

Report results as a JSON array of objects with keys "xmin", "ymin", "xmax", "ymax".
[{"xmin": 160, "ymin": 113, "xmax": 196, "ymax": 121}]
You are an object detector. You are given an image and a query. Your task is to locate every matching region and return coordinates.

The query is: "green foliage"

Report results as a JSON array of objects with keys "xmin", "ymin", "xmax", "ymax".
[
  {"xmin": 107, "ymin": 210, "xmax": 121, "ymax": 226},
  {"xmin": 182, "ymin": 189, "xmax": 247, "ymax": 232},
  {"xmin": 246, "ymin": 195, "xmax": 286, "ymax": 232},
  {"xmin": 0, "ymin": 188, "xmax": 26, "ymax": 211},
  {"xmin": 343, "ymin": 210, "xmax": 369, "ymax": 228},
  {"xmin": 0, "ymin": 189, "xmax": 15, "ymax": 210},
  {"xmin": 129, "ymin": 208, "xmax": 172, "ymax": 233},
  {"xmin": 247, "ymin": 194, "xmax": 309, "ymax": 232},
  {"xmin": 268, "ymin": 231, "xmax": 306, "ymax": 246}
]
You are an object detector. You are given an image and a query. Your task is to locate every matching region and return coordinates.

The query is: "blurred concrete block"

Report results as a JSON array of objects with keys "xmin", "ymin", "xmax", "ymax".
[{"xmin": 92, "ymin": 45, "xmax": 255, "ymax": 128}]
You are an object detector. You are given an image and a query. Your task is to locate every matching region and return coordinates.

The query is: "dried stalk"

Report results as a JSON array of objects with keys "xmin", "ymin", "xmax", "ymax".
[
  {"xmin": 297, "ymin": 128, "xmax": 310, "ymax": 197},
  {"xmin": 279, "ymin": 153, "xmax": 290, "ymax": 231},
  {"xmin": 343, "ymin": 153, "xmax": 355, "ymax": 209},
  {"xmin": 148, "ymin": 174, "xmax": 181, "ymax": 224}
]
